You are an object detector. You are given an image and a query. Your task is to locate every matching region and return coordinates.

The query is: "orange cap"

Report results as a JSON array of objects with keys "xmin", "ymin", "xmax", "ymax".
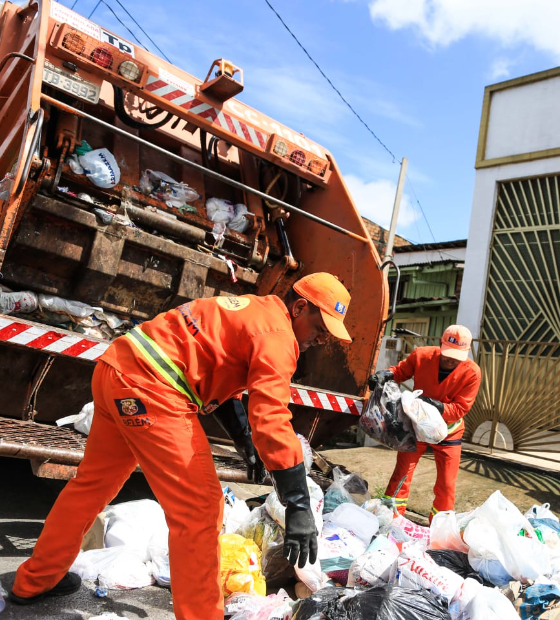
[
  {"xmin": 293, "ymin": 272, "xmax": 352, "ymax": 343},
  {"xmin": 440, "ymin": 325, "xmax": 472, "ymax": 361}
]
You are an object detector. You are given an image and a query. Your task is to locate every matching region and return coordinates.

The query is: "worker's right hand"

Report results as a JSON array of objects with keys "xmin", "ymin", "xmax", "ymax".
[
  {"xmin": 284, "ymin": 505, "xmax": 318, "ymax": 568},
  {"xmin": 368, "ymin": 370, "xmax": 394, "ymax": 391}
]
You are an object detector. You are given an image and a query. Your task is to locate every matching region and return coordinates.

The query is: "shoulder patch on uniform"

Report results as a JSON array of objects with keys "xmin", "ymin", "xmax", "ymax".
[{"xmin": 216, "ymin": 296, "xmax": 250, "ymax": 311}]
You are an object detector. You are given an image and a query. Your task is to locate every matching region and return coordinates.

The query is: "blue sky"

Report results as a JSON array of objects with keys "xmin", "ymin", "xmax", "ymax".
[{"xmin": 52, "ymin": 0, "xmax": 560, "ymax": 243}]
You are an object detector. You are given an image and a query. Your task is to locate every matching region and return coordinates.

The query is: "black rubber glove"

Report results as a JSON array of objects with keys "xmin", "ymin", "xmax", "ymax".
[
  {"xmin": 368, "ymin": 370, "xmax": 394, "ymax": 391},
  {"xmin": 213, "ymin": 399, "xmax": 267, "ymax": 484},
  {"xmin": 419, "ymin": 395, "xmax": 445, "ymax": 414},
  {"xmin": 270, "ymin": 462, "xmax": 318, "ymax": 568}
]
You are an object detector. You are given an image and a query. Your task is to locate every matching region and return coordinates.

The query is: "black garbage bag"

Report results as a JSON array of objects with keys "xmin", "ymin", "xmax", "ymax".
[
  {"xmin": 427, "ymin": 549, "xmax": 494, "ymax": 587},
  {"xmin": 291, "ymin": 586, "xmax": 339, "ymax": 620},
  {"xmin": 293, "ymin": 585, "xmax": 450, "ymax": 620},
  {"xmin": 331, "ymin": 585, "xmax": 451, "ymax": 620},
  {"xmin": 359, "ymin": 381, "xmax": 417, "ymax": 452}
]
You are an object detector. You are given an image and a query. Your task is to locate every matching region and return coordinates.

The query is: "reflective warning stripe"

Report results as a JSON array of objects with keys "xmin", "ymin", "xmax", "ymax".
[
  {"xmin": 125, "ymin": 327, "xmax": 202, "ymax": 407},
  {"xmin": 0, "ymin": 315, "xmax": 365, "ymax": 414},
  {"xmin": 447, "ymin": 419, "xmax": 463, "ymax": 435},
  {"xmin": 431, "ymin": 506, "xmax": 439, "ymax": 516},
  {"xmin": 384, "ymin": 494, "xmax": 408, "ymax": 506}
]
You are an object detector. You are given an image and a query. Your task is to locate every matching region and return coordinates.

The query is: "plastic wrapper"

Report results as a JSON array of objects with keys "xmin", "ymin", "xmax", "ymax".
[
  {"xmin": 229, "ymin": 203, "xmax": 251, "ymax": 233},
  {"xmin": 238, "ymin": 506, "xmax": 295, "ymax": 587},
  {"xmin": 0, "ymin": 290, "xmax": 38, "ymax": 314},
  {"xmin": 463, "ymin": 491, "xmax": 550, "ymax": 585},
  {"xmin": 104, "ymin": 499, "xmax": 168, "ymax": 563},
  {"xmin": 220, "ymin": 533, "xmax": 266, "ymax": 597},
  {"xmin": 142, "ymin": 169, "xmax": 199, "ymax": 206},
  {"xmin": 384, "ymin": 514, "xmax": 431, "ymax": 545},
  {"xmin": 429, "ymin": 510, "xmax": 472, "ymax": 554},
  {"xmin": 294, "ymin": 585, "xmax": 451, "ymax": 620},
  {"xmin": 324, "ymin": 503, "xmax": 379, "ymax": 545},
  {"xmin": 347, "ymin": 541, "xmax": 400, "ymax": 587},
  {"xmin": 291, "ymin": 586, "xmax": 339, "ymax": 620},
  {"xmin": 265, "ymin": 475, "xmax": 324, "ymax": 535},
  {"xmin": 38, "ymin": 293, "xmax": 99, "ymax": 318},
  {"xmin": 295, "ymin": 558, "xmax": 330, "ymax": 593},
  {"xmin": 400, "ymin": 390, "xmax": 448, "ymax": 444},
  {"xmin": 426, "ymin": 549, "xmax": 493, "ymax": 585},
  {"xmin": 297, "ymin": 432, "xmax": 314, "ymax": 473},
  {"xmin": 324, "ymin": 467, "xmax": 370, "ymax": 513},
  {"xmin": 222, "ymin": 486, "xmax": 251, "ymax": 535},
  {"xmin": 341, "ymin": 585, "xmax": 451, "ymax": 619},
  {"xmin": 518, "ymin": 583, "xmax": 560, "ymax": 620},
  {"xmin": 525, "ymin": 503, "xmax": 560, "ymax": 522},
  {"xmin": 206, "ymin": 197, "xmax": 235, "ymax": 223},
  {"xmin": 71, "ymin": 547, "xmax": 154, "ymax": 589},
  {"xmin": 390, "ymin": 545, "xmax": 463, "ymax": 604},
  {"xmin": 361, "ymin": 499, "xmax": 395, "ymax": 527},
  {"xmin": 359, "ymin": 381, "xmax": 417, "ymax": 452},
  {"xmin": 78, "ymin": 148, "xmax": 120, "ymax": 188},
  {"xmin": 455, "ymin": 582, "xmax": 519, "ymax": 619},
  {"xmin": 230, "ymin": 590, "xmax": 293, "ymax": 620},
  {"xmin": 56, "ymin": 401, "xmax": 95, "ymax": 436}
]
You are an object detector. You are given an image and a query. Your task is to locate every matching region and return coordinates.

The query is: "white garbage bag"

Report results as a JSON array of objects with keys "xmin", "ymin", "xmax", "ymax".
[
  {"xmin": 79, "ymin": 148, "xmax": 120, "ymax": 188},
  {"xmin": 401, "ymin": 389, "xmax": 448, "ymax": 444}
]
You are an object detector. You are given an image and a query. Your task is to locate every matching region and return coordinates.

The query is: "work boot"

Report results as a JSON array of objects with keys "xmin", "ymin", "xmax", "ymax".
[{"xmin": 9, "ymin": 572, "xmax": 81, "ymax": 605}]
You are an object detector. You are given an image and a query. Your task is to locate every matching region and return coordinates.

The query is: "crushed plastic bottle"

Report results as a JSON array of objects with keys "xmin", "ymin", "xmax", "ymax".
[
  {"xmin": 0, "ymin": 291, "xmax": 38, "ymax": 314},
  {"xmin": 0, "ymin": 578, "xmax": 6, "ymax": 612},
  {"xmin": 94, "ymin": 576, "xmax": 108, "ymax": 598}
]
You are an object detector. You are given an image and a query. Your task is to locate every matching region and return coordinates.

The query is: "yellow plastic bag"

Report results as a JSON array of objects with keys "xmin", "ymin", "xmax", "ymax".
[{"xmin": 220, "ymin": 533, "xmax": 266, "ymax": 597}]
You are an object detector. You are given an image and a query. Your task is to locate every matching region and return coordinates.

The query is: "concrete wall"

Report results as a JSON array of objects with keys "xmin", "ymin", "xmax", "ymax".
[{"xmin": 457, "ymin": 67, "xmax": 560, "ymax": 338}]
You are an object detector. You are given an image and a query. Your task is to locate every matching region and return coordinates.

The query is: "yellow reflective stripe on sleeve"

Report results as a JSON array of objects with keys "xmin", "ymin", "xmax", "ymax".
[
  {"xmin": 125, "ymin": 327, "xmax": 203, "ymax": 408},
  {"xmin": 431, "ymin": 506, "xmax": 439, "ymax": 516},
  {"xmin": 447, "ymin": 419, "xmax": 463, "ymax": 434}
]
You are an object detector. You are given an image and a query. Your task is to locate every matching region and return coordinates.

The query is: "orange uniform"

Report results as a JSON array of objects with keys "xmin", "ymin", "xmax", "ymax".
[
  {"xmin": 13, "ymin": 294, "xmax": 305, "ymax": 620},
  {"xmin": 385, "ymin": 346, "xmax": 481, "ymax": 519}
]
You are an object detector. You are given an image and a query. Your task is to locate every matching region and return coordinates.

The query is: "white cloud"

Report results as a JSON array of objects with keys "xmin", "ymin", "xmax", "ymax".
[
  {"xmin": 344, "ymin": 174, "xmax": 419, "ymax": 231},
  {"xmin": 369, "ymin": 0, "xmax": 560, "ymax": 60},
  {"xmin": 488, "ymin": 58, "xmax": 515, "ymax": 81}
]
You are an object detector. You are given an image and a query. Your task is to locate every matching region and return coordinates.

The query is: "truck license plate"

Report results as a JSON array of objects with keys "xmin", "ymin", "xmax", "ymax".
[{"xmin": 42, "ymin": 63, "xmax": 100, "ymax": 104}]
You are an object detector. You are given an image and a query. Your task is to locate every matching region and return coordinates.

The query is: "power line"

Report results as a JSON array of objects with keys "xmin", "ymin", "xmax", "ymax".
[
  {"xmin": 405, "ymin": 176, "xmax": 438, "ymax": 245},
  {"xmin": 109, "ymin": 0, "xmax": 171, "ymax": 63},
  {"xmin": 264, "ymin": 0, "xmax": 399, "ymax": 164},
  {"xmin": 94, "ymin": 0, "xmax": 148, "ymax": 49}
]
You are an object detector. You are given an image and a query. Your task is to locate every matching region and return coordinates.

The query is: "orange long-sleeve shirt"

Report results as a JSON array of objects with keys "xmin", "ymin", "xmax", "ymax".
[
  {"xmin": 390, "ymin": 346, "xmax": 481, "ymax": 426},
  {"xmin": 100, "ymin": 294, "xmax": 303, "ymax": 471}
]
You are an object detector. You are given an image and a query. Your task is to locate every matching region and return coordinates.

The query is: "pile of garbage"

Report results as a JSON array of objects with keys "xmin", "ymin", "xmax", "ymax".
[
  {"xmin": 0, "ymin": 288, "xmax": 133, "ymax": 341},
  {"xmin": 65, "ymin": 439, "xmax": 560, "ymax": 620}
]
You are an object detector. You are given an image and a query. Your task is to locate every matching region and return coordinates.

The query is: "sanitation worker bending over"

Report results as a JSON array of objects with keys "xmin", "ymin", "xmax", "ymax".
[
  {"xmin": 10, "ymin": 272, "xmax": 352, "ymax": 620},
  {"xmin": 370, "ymin": 325, "xmax": 481, "ymax": 522}
]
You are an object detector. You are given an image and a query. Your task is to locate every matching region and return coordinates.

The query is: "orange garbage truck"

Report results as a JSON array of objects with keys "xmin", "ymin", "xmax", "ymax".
[{"xmin": 0, "ymin": 0, "xmax": 390, "ymax": 481}]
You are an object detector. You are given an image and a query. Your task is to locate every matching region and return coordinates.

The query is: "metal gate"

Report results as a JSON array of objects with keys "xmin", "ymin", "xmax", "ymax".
[{"xmin": 468, "ymin": 175, "xmax": 560, "ymax": 461}]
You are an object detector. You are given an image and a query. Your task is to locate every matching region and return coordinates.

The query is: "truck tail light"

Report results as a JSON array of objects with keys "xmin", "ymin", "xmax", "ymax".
[
  {"xmin": 91, "ymin": 46, "xmax": 113, "ymax": 69},
  {"xmin": 268, "ymin": 134, "xmax": 329, "ymax": 179},
  {"xmin": 118, "ymin": 60, "xmax": 141, "ymax": 82},
  {"xmin": 51, "ymin": 24, "xmax": 146, "ymax": 84},
  {"xmin": 62, "ymin": 32, "xmax": 86, "ymax": 55}
]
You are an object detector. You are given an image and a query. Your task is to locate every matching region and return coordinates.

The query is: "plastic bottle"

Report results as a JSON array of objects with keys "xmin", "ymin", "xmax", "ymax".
[
  {"xmin": 94, "ymin": 576, "xmax": 108, "ymax": 598},
  {"xmin": 0, "ymin": 578, "xmax": 6, "ymax": 612},
  {"xmin": 0, "ymin": 291, "xmax": 38, "ymax": 314}
]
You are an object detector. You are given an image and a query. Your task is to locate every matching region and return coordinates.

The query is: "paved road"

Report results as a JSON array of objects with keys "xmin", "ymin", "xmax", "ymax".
[{"xmin": 0, "ymin": 456, "xmax": 174, "ymax": 620}]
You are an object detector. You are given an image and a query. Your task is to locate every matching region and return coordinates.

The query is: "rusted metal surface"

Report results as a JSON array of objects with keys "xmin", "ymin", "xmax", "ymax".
[{"xmin": 0, "ymin": 418, "xmax": 335, "ymax": 488}]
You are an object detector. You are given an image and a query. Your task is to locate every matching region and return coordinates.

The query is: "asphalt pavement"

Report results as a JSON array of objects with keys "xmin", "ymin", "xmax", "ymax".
[{"xmin": 0, "ymin": 456, "xmax": 174, "ymax": 620}]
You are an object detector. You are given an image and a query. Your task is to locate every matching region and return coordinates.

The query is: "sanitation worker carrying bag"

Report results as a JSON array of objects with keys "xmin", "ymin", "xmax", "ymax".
[{"xmin": 9, "ymin": 272, "xmax": 353, "ymax": 620}]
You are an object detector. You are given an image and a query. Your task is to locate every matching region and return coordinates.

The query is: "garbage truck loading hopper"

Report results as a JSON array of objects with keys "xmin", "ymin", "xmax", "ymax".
[{"xmin": 0, "ymin": 0, "xmax": 389, "ymax": 480}]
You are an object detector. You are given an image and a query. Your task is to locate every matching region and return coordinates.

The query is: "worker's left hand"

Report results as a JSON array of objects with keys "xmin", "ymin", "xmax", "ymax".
[{"xmin": 419, "ymin": 395, "xmax": 444, "ymax": 414}]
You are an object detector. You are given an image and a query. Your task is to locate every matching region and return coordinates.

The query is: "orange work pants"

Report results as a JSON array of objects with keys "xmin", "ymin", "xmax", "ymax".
[
  {"xmin": 385, "ymin": 440, "xmax": 462, "ymax": 521},
  {"xmin": 13, "ymin": 361, "xmax": 224, "ymax": 620}
]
